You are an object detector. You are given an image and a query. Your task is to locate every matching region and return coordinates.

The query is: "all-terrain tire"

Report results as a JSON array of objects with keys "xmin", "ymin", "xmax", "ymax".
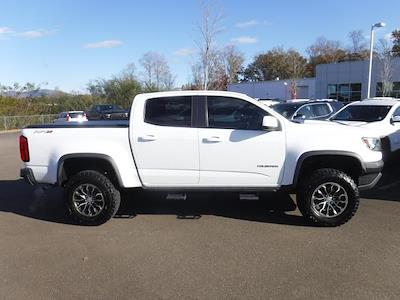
[
  {"xmin": 297, "ymin": 168, "xmax": 359, "ymax": 227},
  {"xmin": 65, "ymin": 170, "xmax": 121, "ymax": 225}
]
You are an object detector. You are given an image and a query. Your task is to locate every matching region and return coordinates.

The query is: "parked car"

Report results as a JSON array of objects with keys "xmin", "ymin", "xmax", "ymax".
[
  {"xmin": 329, "ymin": 98, "xmax": 400, "ymax": 158},
  {"xmin": 86, "ymin": 104, "xmax": 129, "ymax": 120},
  {"xmin": 20, "ymin": 91, "xmax": 383, "ymax": 227},
  {"xmin": 271, "ymin": 99, "xmax": 344, "ymax": 121},
  {"xmin": 53, "ymin": 111, "xmax": 87, "ymax": 123},
  {"xmin": 257, "ymin": 98, "xmax": 282, "ymax": 107}
]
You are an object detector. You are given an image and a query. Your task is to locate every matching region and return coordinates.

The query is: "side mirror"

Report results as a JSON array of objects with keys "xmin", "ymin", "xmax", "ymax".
[
  {"xmin": 391, "ymin": 116, "xmax": 400, "ymax": 124},
  {"xmin": 293, "ymin": 113, "xmax": 306, "ymax": 120},
  {"xmin": 262, "ymin": 116, "xmax": 279, "ymax": 130}
]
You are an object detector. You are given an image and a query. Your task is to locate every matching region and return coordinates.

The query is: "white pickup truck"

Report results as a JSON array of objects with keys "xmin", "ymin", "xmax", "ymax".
[{"xmin": 20, "ymin": 91, "xmax": 384, "ymax": 226}]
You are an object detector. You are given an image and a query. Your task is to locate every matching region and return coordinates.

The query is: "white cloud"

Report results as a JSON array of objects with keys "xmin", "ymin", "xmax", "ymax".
[
  {"xmin": 384, "ymin": 33, "xmax": 392, "ymax": 41},
  {"xmin": 236, "ymin": 20, "xmax": 258, "ymax": 28},
  {"xmin": 235, "ymin": 20, "xmax": 271, "ymax": 28},
  {"xmin": 173, "ymin": 48, "xmax": 196, "ymax": 57},
  {"xmin": 0, "ymin": 27, "xmax": 13, "ymax": 34},
  {"xmin": 231, "ymin": 36, "xmax": 258, "ymax": 44},
  {"xmin": 16, "ymin": 30, "xmax": 48, "ymax": 38},
  {"xmin": 84, "ymin": 40, "xmax": 123, "ymax": 49}
]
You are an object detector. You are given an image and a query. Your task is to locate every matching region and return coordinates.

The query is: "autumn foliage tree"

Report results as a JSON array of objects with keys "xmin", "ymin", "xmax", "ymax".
[
  {"xmin": 392, "ymin": 29, "xmax": 400, "ymax": 56},
  {"xmin": 242, "ymin": 47, "xmax": 309, "ymax": 82}
]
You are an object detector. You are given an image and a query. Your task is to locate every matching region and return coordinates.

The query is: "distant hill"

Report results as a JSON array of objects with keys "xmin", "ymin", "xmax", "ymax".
[{"xmin": 1, "ymin": 89, "xmax": 65, "ymax": 98}]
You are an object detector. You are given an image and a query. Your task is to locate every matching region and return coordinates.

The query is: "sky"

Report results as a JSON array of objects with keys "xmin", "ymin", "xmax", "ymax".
[{"xmin": 0, "ymin": 0, "xmax": 399, "ymax": 92}]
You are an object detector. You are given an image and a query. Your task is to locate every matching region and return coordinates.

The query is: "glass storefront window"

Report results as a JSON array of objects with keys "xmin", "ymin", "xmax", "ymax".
[
  {"xmin": 328, "ymin": 84, "xmax": 338, "ymax": 99},
  {"xmin": 376, "ymin": 82, "xmax": 400, "ymax": 98},
  {"xmin": 351, "ymin": 83, "xmax": 361, "ymax": 92},
  {"xmin": 327, "ymin": 83, "xmax": 362, "ymax": 102}
]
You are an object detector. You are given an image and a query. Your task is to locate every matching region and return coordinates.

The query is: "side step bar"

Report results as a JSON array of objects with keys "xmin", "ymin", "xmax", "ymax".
[
  {"xmin": 166, "ymin": 193, "xmax": 187, "ymax": 200},
  {"xmin": 166, "ymin": 193, "xmax": 260, "ymax": 201},
  {"xmin": 239, "ymin": 193, "xmax": 259, "ymax": 200}
]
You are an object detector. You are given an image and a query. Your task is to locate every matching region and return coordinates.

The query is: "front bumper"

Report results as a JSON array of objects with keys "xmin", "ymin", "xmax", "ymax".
[
  {"xmin": 358, "ymin": 160, "xmax": 384, "ymax": 191},
  {"xmin": 20, "ymin": 168, "xmax": 37, "ymax": 185}
]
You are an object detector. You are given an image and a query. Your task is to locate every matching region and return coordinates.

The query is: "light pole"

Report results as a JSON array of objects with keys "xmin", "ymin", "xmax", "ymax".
[
  {"xmin": 367, "ymin": 22, "xmax": 386, "ymax": 99},
  {"xmin": 283, "ymin": 82, "xmax": 288, "ymax": 100}
]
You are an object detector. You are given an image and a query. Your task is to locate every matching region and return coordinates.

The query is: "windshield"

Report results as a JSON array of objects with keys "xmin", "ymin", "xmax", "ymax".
[
  {"xmin": 99, "ymin": 104, "xmax": 123, "ymax": 111},
  {"xmin": 332, "ymin": 105, "xmax": 392, "ymax": 122},
  {"xmin": 69, "ymin": 112, "xmax": 84, "ymax": 118},
  {"xmin": 271, "ymin": 103, "xmax": 303, "ymax": 118}
]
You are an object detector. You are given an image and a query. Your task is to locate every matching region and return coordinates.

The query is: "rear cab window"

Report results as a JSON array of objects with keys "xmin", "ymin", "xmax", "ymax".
[{"xmin": 145, "ymin": 96, "xmax": 192, "ymax": 127}]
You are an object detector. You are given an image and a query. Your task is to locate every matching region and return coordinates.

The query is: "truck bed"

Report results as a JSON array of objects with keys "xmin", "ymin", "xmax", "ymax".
[{"xmin": 26, "ymin": 120, "xmax": 129, "ymax": 129}]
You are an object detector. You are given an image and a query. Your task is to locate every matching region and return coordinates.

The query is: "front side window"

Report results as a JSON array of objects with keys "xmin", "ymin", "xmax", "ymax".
[
  {"xmin": 207, "ymin": 96, "xmax": 268, "ymax": 130},
  {"xmin": 145, "ymin": 96, "xmax": 192, "ymax": 127},
  {"xmin": 393, "ymin": 106, "xmax": 400, "ymax": 118},
  {"xmin": 332, "ymin": 105, "xmax": 392, "ymax": 122},
  {"xmin": 311, "ymin": 103, "xmax": 332, "ymax": 117},
  {"xmin": 295, "ymin": 105, "xmax": 314, "ymax": 118}
]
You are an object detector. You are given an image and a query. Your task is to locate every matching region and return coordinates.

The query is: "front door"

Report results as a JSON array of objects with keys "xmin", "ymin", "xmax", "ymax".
[{"xmin": 198, "ymin": 96, "xmax": 286, "ymax": 187}]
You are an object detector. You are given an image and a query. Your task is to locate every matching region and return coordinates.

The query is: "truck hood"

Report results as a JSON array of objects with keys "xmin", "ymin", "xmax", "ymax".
[
  {"xmin": 318, "ymin": 120, "xmax": 394, "ymax": 138},
  {"xmin": 300, "ymin": 119, "xmax": 382, "ymax": 138}
]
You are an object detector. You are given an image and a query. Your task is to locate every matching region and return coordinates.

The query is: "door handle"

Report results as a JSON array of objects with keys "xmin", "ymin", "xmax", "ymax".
[
  {"xmin": 203, "ymin": 136, "xmax": 222, "ymax": 143},
  {"xmin": 138, "ymin": 134, "xmax": 157, "ymax": 142}
]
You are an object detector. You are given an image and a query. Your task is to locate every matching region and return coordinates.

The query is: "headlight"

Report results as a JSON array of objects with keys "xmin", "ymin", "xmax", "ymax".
[
  {"xmin": 105, "ymin": 114, "xmax": 111, "ymax": 119},
  {"xmin": 362, "ymin": 137, "xmax": 382, "ymax": 151}
]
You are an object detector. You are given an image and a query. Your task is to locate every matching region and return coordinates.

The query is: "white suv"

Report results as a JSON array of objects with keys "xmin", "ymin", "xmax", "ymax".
[{"xmin": 330, "ymin": 98, "xmax": 400, "ymax": 158}]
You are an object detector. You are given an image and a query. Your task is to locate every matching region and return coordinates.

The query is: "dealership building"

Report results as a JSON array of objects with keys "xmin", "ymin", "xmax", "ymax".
[{"xmin": 228, "ymin": 57, "xmax": 400, "ymax": 101}]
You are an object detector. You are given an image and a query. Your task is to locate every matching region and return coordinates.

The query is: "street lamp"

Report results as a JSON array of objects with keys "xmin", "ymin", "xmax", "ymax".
[
  {"xmin": 367, "ymin": 22, "xmax": 386, "ymax": 98},
  {"xmin": 283, "ymin": 82, "xmax": 288, "ymax": 100}
]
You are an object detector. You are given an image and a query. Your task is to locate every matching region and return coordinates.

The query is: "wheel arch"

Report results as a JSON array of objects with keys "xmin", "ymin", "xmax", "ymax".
[
  {"xmin": 292, "ymin": 151, "xmax": 365, "ymax": 188},
  {"xmin": 57, "ymin": 153, "xmax": 123, "ymax": 188}
]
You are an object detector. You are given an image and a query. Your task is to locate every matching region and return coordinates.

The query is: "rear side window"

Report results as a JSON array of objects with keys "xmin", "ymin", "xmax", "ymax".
[
  {"xmin": 296, "ymin": 103, "xmax": 332, "ymax": 119},
  {"xmin": 207, "ymin": 96, "xmax": 268, "ymax": 130},
  {"xmin": 145, "ymin": 96, "xmax": 192, "ymax": 127}
]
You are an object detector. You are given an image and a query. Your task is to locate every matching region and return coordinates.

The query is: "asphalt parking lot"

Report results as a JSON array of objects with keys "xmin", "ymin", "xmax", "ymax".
[{"xmin": 0, "ymin": 132, "xmax": 399, "ymax": 299}]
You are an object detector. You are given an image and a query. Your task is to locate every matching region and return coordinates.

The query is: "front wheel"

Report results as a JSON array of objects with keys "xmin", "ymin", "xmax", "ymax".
[
  {"xmin": 65, "ymin": 170, "xmax": 121, "ymax": 225},
  {"xmin": 297, "ymin": 168, "xmax": 359, "ymax": 227}
]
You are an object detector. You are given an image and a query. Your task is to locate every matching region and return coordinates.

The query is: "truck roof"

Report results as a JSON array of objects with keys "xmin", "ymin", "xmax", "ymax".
[
  {"xmin": 350, "ymin": 99, "xmax": 400, "ymax": 106},
  {"xmin": 135, "ymin": 90, "xmax": 251, "ymax": 99}
]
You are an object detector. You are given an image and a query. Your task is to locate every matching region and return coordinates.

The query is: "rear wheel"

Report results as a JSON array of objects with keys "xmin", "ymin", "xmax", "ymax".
[
  {"xmin": 297, "ymin": 168, "xmax": 359, "ymax": 227},
  {"xmin": 65, "ymin": 170, "xmax": 120, "ymax": 225}
]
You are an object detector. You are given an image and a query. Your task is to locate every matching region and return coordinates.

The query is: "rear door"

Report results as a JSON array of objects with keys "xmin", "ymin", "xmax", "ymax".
[
  {"xmin": 198, "ymin": 96, "xmax": 286, "ymax": 187},
  {"xmin": 131, "ymin": 96, "xmax": 199, "ymax": 186}
]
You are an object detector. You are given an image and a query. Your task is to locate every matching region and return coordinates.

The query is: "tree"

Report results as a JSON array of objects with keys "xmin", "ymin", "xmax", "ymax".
[
  {"xmin": 347, "ymin": 30, "xmax": 369, "ymax": 61},
  {"xmin": 188, "ymin": 45, "xmax": 244, "ymax": 91},
  {"xmin": 87, "ymin": 64, "xmax": 142, "ymax": 108},
  {"xmin": 242, "ymin": 47, "xmax": 309, "ymax": 82},
  {"xmin": 222, "ymin": 45, "xmax": 245, "ymax": 84},
  {"xmin": 377, "ymin": 38, "xmax": 394, "ymax": 96},
  {"xmin": 0, "ymin": 82, "xmax": 47, "ymax": 98},
  {"xmin": 392, "ymin": 29, "xmax": 400, "ymax": 56},
  {"xmin": 306, "ymin": 37, "xmax": 347, "ymax": 75},
  {"xmin": 194, "ymin": 1, "xmax": 223, "ymax": 90},
  {"xmin": 139, "ymin": 52, "xmax": 175, "ymax": 91}
]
